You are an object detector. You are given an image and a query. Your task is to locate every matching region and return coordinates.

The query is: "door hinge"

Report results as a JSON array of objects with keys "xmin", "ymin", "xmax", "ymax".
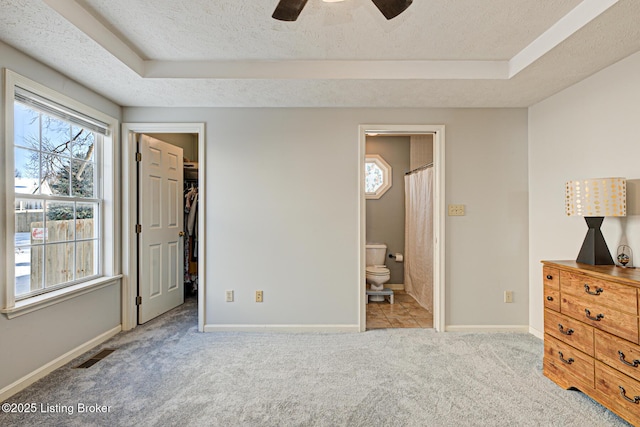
[
  {"xmin": 136, "ymin": 296, "xmax": 142, "ymax": 306},
  {"xmin": 135, "ymin": 152, "xmax": 142, "ymax": 162},
  {"xmin": 135, "ymin": 224, "xmax": 142, "ymax": 234}
]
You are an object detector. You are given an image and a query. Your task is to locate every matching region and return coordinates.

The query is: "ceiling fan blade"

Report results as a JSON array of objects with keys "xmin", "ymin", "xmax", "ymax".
[
  {"xmin": 272, "ymin": 0, "xmax": 309, "ymax": 21},
  {"xmin": 371, "ymin": 0, "xmax": 413, "ymax": 20}
]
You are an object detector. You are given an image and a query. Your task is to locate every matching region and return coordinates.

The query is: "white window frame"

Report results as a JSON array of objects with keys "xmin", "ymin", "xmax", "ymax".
[
  {"xmin": 2, "ymin": 69, "xmax": 121, "ymax": 318},
  {"xmin": 365, "ymin": 154, "xmax": 392, "ymax": 199}
]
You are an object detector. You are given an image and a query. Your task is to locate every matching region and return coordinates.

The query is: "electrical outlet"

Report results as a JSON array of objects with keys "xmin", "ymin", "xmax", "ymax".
[
  {"xmin": 448, "ymin": 204, "xmax": 465, "ymax": 216},
  {"xmin": 504, "ymin": 291, "xmax": 513, "ymax": 303},
  {"xmin": 256, "ymin": 290, "xmax": 263, "ymax": 303},
  {"xmin": 225, "ymin": 290, "xmax": 234, "ymax": 302}
]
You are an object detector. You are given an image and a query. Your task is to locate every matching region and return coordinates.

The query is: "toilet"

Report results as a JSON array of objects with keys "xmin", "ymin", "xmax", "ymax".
[{"xmin": 365, "ymin": 244, "xmax": 392, "ymax": 302}]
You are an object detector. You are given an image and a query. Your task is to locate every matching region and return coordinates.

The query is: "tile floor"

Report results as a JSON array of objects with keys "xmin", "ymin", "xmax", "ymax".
[{"xmin": 366, "ymin": 290, "xmax": 433, "ymax": 329}]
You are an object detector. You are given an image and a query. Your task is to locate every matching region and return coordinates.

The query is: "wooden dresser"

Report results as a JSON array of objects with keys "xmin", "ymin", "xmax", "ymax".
[{"xmin": 542, "ymin": 261, "xmax": 640, "ymax": 425}]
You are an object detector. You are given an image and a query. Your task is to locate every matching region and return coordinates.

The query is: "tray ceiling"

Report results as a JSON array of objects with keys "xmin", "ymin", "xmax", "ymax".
[{"xmin": 0, "ymin": 0, "xmax": 639, "ymax": 107}]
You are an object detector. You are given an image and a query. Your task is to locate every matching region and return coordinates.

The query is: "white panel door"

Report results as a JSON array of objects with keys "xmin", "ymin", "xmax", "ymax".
[{"xmin": 138, "ymin": 134, "xmax": 184, "ymax": 324}]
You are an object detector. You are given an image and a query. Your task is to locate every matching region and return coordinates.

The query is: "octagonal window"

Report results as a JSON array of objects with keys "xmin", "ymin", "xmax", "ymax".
[{"xmin": 365, "ymin": 154, "xmax": 392, "ymax": 199}]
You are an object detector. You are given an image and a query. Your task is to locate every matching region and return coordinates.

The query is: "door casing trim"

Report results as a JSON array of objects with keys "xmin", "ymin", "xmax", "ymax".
[
  {"xmin": 121, "ymin": 123, "xmax": 206, "ymax": 332},
  {"xmin": 358, "ymin": 124, "xmax": 446, "ymax": 331}
]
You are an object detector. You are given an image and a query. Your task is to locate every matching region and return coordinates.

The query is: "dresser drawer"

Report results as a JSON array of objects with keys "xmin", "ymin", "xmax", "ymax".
[
  {"xmin": 544, "ymin": 286, "xmax": 560, "ymax": 312},
  {"xmin": 545, "ymin": 309, "xmax": 594, "ymax": 356},
  {"xmin": 542, "ymin": 261, "xmax": 640, "ymax": 426},
  {"xmin": 595, "ymin": 329, "xmax": 640, "ymax": 382},
  {"xmin": 543, "ymin": 266, "xmax": 560, "ymax": 289},
  {"xmin": 560, "ymin": 271, "xmax": 637, "ymax": 315},
  {"xmin": 544, "ymin": 334, "xmax": 594, "ymax": 388},
  {"xmin": 595, "ymin": 361, "xmax": 640, "ymax": 425},
  {"xmin": 561, "ymin": 295, "xmax": 639, "ymax": 344}
]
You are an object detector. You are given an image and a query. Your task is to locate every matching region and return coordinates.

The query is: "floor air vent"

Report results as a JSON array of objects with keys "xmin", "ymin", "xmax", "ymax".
[{"xmin": 74, "ymin": 348, "xmax": 117, "ymax": 369}]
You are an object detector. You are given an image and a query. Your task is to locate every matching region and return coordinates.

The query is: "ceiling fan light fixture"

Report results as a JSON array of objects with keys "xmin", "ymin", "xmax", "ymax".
[{"xmin": 273, "ymin": 0, "xmax": 411, "ymax": 21}]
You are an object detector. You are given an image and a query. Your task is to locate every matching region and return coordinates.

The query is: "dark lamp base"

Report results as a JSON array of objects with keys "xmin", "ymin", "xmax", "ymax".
[{"xmin": 576, "ymin": 217, "xmax": 614, "ymax": 265}]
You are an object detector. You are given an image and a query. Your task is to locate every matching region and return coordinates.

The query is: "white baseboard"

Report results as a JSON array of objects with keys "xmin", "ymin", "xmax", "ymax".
[
  {"xmin": 445, "ymin": 325, "xmax": 530, "ymax": 333},
  {"xmin": 0, "ymin": 325, "xmax": 121, "ymax": 403},
  {"xmin": 204, "ymin": 324, "xmax": 360, "ymax": 333},
  {"xmin": 529, "ymin": 326, "xmax": 544, "ymax": 339}
]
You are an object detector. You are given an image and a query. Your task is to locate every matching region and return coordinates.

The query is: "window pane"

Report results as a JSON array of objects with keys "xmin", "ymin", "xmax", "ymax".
[
  {"xmin": 76, "ymin": 240, "xmax": 98, "ymax": 280},
  {"xmin": 76, "ymin": 202, "xmax": 98, "ymax": 239},
  {"xmin": 45, "ymin": 242, "xmax": 74, "ymax": 287},
  {"xmin": 45, "ymin": 201, "xmax": 75, "ymax": 242},
  {"xmin": 15, "ymin": 199, "xmax": 44, "ymax": 245},
  {"xmin": 13, "ymin": 87, "xmax": 105, "ymax": 298},
  {"xmin": 365, "ymin": 162, "xmax": 384, "ymax": 193},
  {"xmin": 72, "ymin": 159, "xmax": 95, "ymax": 198},
  {"xmin": 14, "ymin": 147, "xmax": 40, "ymax": 194},
  {"xmin": 15, "ymin": 245, "xmax": 44, "ymax": 297},
  {"xmin": 41, "ymin": 115, "xmax": 71, "ymax": 157},
  {"xmin": 42, "ymin": 154, "xmax": 71, "ymax": 196},
  {"xmin": 71, "ymin": 126, "xmax": 95, "ymax": 161},
  {"xmin": 14, "ymin": 103, "xmax": 40, "ymax": 149}
]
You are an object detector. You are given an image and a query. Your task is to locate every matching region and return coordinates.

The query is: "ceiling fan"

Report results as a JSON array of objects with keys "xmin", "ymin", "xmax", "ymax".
[{"xmin": 272, "ymin": 0, "xmax": 413, "ymax": 21}]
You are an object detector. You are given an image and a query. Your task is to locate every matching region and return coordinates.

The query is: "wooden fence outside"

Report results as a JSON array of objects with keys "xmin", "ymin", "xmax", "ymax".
[
  {"xmin": 16, "ymin": 211, "xmax": 43, "ymax": 233},
  {"xmin": 29, "ymin": 219, "xmax": 96, "ymax": 290}
]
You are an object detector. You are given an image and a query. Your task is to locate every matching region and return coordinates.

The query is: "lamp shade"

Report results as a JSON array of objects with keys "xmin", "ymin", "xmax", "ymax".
[{"xmin": 565, "ymin": 178, "xmax": 626, "ymax": 217}]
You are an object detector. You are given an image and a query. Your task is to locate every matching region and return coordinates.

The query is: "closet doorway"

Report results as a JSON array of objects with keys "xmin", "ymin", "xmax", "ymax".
[
  {"xmin": 122, "ymin": 123, "xmax": 206, "ymax": 332},
  {"xmin": 358, "ymin": 124, "xmax": 446, "ymax": 332}
]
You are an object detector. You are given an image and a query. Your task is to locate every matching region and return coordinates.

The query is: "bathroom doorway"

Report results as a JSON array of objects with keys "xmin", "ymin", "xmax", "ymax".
[
  {"xmin": 358, "ymin": 125, "xmax": 445, "ymax": 332},
  {"xmin": 365, "ymin": 134, "xmax": 434, "ymax": 329}
]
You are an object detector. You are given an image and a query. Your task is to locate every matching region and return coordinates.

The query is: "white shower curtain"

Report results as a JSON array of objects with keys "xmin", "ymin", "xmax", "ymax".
[{"xmin": 404, "ymin": 167, "xmax": 433, "ymax": 311}]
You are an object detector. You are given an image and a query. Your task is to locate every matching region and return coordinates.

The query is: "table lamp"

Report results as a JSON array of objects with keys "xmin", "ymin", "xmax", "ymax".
[{"xmin": 565, "ymin": 178, "xmax": 626, "ymax": 265}]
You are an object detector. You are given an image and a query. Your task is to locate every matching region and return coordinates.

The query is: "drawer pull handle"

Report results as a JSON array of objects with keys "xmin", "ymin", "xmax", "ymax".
[
  {"xmin": 584, "ymin": 284, "xmax": 603, "ymax": 296},
  {"xmin": 558, "ymin": 351, "xmax": 574, "ymax": 365},
  {"xmin": 618, "ymin": 386, "xmax": 640, "ymax": 404},
  {"xmin": 558, "ymin": 324, "xmax": 574, "ymax": 335},
  {"xmin": 618, "ymin": 351, "xmax": 640, "ymax": 368},
  {"xmin": 585, "ymin": 309, "xmax": 604, "ymax": 321},
  {"xmin": 546, "ymin": 296, "xmax": 554, "ymax": 301},
  {"xmin": 546, "ymin": 275, "xmax": 553, "ymax": 280}
]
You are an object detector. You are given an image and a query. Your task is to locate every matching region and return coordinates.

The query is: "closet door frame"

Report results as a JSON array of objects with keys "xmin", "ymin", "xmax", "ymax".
[{"xmin": 121, "ymin": 123, "xmax": 206, "ymax": 332}]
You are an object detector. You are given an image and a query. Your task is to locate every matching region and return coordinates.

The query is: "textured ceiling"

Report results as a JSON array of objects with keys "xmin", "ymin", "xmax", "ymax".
[
  {"xmin": 0, "ymin": 0, "xmax": 639, "ymax": 108},
  {"xmin": 79, "ymin": 0, "xmax": 579, "ymax": 61}
]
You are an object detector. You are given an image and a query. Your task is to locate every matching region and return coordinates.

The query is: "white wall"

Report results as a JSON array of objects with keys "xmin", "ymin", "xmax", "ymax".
[
  {"xmin": 528, "ymin": 51, "xmax": 640, "ymax": 335},
  {"xmin": 124, "ymin": 107, "xmax": 529, "ymax": 329},
  {"xmin": 0, "ymin": 41, "xmax": 122, "ymax": 394}
]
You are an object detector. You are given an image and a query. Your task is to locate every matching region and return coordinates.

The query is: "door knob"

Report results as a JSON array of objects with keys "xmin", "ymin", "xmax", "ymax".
[{"xmin": 179, "ymin": 231, "xmax": 185, "ymax": 237}]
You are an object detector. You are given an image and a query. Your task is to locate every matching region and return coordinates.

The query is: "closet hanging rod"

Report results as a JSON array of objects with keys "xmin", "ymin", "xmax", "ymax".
[{"xmin": 405, "ymin": 162, "xmax": 433, "ymax": 175}]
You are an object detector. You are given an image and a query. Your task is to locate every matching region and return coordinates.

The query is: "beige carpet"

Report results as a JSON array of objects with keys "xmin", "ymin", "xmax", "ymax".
[{"xmin": 0, "ymin": 298, "xmax": 630, "ymax": 426}]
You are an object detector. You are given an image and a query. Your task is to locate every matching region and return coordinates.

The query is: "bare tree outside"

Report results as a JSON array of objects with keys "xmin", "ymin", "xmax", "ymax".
[
  {"xmin": 15, "ymin": 102, "xmax": 96, "ymax": 220},
  {"xmin": 14, "ymin": 101, "xmax": 100, "ymax": 294}
]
